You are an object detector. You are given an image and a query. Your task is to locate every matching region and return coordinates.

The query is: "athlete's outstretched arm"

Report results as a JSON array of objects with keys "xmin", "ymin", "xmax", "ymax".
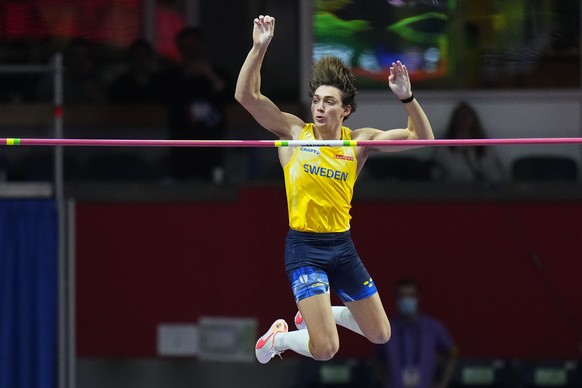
[
  {"xmin": 387, "ymin": 60, "xmax": 434, "ymax": 141},
  {"xmin": 235, "ymin": 15, "xmax": 303, "ymax": 139},
  {"xmin": 353, "ymin": 61, "xmax": 434, "ymax": 152}
]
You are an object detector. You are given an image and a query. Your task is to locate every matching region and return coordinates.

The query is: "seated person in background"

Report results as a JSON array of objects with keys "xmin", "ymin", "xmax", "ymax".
[
  {"xmin": 108, "ymin": 39, "xmax": 162, "ymax": 104},
  {"xmin": 377, "ymin": 278, "xmax": 457, "ymax": 388},
  {"xmin": 432, "ymin": 102, "xmax": 505, "ymax": 183}
]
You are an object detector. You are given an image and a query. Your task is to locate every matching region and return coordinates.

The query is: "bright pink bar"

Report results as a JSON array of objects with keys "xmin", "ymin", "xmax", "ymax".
[{"xmin": 3, "ymin": 137, "xmax": 582, "ymax": 147}]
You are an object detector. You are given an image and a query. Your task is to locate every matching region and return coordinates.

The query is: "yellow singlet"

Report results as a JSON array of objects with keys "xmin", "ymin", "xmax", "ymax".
[{"xmin": 283, "ymin": 123, "xmax": 358, "ymax": 233}]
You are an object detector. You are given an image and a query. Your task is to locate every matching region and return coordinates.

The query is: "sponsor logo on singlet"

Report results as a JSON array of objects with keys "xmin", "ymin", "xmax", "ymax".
[
  {"xmin": 334, "ymin": 154, "xmax": 354, "ymax": 161},
  {"xmin": 299, "ymin": 147, "xmax": 321, "ymax": 155}
]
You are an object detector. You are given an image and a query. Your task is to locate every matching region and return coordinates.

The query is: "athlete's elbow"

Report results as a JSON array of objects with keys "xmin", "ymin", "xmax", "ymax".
[
  {"xmin": 234, "ymin": 90, "xmax": 247, "ymax": 104},
  {"xmin": 234, "ymin": 88, "xmax": 259, "ymax": 106}
]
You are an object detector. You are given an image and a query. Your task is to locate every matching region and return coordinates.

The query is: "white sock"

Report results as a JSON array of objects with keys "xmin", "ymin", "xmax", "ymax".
[
  {"xmin": 274, "ymin": 330, "xmax": 312, "ymax": 358},
  {"xmin": 332, "ymin": 306, "xmax": 364, "ymax": 336}
]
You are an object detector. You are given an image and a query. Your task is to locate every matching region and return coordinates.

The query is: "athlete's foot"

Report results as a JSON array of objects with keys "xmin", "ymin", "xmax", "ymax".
[
  {"xmin": 294, "ymin": 311, "xmax": 307, "ymax": 330},
  {"xmin": 255, "ymin": 319, "xmax": 288, "ymax": 364}
]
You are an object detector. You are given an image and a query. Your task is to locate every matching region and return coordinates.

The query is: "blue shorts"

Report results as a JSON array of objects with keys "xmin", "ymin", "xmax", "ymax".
[{"xmin": 284, "ymin": 229, "xmax": 377, "ymax": 303}]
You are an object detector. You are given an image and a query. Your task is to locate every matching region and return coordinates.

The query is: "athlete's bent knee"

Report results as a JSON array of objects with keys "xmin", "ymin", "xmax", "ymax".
[
  {"xmin": 309, "ymin": 340, "xmax": 339, "ymax": 361},
  {"xmin": 367, "ymin": 323, "xmax": 391, "ymax": 344}
]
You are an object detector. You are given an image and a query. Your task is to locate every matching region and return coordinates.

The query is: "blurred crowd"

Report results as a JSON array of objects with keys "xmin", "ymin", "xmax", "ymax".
[{"xmin": 0, "ymin": 33, "xmax": 578, "ymax": 185}]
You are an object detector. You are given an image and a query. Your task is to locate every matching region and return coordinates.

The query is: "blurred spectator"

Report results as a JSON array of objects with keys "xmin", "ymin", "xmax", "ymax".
[
  {"xmin": 108, "ymin": 39, "xmax": 161, "ymax": 104},
  {"xmin": 432, "ymin": 102, "xmax": 505, "ymax": 183},
  {"xmin": 35, "ymin": 38, "xmax": 106, "ymax": 104},
  {"xmin": 0, "ymin": 41, "xmax": 39, "ymax": 103},
  {"xmin": 377, "ymin": 278, "xmax": 457, "ymax": 388},
  {"xmin": 158, "ymin": 27, "xmax": 231, "ymax": 182},
  {"xmin": 0, "ymin": 155, "xmax": 8, "ymax": 181}
]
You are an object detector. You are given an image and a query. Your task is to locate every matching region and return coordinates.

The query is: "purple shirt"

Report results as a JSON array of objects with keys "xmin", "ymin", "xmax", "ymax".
[{"xmin": 378, "ymin": 314, "xmax": 454, "ymax": 388}]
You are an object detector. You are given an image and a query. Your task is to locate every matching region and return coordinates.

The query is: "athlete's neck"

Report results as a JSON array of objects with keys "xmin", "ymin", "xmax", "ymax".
[{"xmin": 313, "ymin": 124, "xmax": 342, "ymax": 141}]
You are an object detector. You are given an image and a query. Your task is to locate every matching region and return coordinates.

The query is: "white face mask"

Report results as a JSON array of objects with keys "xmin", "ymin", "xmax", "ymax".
[{"xmin": 398, "ymin": 296, "xmax": 418, "ymax": 316}]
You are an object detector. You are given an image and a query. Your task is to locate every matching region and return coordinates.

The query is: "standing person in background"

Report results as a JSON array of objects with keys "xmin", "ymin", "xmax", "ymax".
[
  {"xmin": 236, "ymin": 15, "xmax": 435, "ymax": 365},
  {"xmin": 377, "ymin": 278, "xmax": 457, "ymax": 388},
  {"xmin": 159, "ymin": 27, "xmax": 230, "ymax": 182},
  {"xmin": 108, "ymin": 39, "xmax": 161, "ymax": 104},
  {"xmin": 35, "ymin": 38, "xmax": 106, "ymax": 104},
  {"xmin": 432, "ymin": 102, "xmax": 505, "ymax": 183}
]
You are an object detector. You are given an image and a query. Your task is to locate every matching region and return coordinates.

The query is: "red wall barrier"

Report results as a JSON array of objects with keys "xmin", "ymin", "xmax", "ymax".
[{"xmin": 76, "ymin": 187, "xmax": 582, "ymax": 359}]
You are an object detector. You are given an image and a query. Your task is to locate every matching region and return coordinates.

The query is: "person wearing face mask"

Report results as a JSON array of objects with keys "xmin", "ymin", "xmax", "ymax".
[{"xmin": 377, "ymin": 278, "xmax": 457, "ymax": 388}]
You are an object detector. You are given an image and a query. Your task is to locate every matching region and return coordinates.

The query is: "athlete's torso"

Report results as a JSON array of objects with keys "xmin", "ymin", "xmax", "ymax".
[{"xmin": 283, "ymin": 123, "xmax": 358, "ymax": 232}]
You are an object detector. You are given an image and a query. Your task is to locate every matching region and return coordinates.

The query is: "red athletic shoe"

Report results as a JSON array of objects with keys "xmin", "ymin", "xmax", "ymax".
[{"xmin": 294, "ymin": 311, "xmax": 307, "ymax": 330}]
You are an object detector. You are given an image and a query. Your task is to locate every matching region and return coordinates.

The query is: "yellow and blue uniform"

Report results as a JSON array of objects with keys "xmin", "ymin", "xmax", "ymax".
[{"xmin": 283, "ymin": 124, "xmax": 377, "ymax": 303}]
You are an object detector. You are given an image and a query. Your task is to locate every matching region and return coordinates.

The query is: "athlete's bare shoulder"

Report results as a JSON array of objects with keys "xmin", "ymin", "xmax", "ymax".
[{"xmin": 279, "ymin": 113, "xmax": 306, "ymax": 140}]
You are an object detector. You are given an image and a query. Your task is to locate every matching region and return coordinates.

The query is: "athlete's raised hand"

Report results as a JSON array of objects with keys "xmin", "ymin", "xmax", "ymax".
[
  {"xmin": 388, "ymin": 61, "xmax": 412, "ymax": 100},
  {"xmin": 253, "ymin": 15, "xmax": 275, "ymax": 48}
]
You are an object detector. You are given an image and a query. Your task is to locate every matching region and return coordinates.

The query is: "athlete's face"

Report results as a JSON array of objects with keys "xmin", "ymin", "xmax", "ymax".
[{"xmin": 311, "ymin": 86, "xmax": 351, "ymax": 129}]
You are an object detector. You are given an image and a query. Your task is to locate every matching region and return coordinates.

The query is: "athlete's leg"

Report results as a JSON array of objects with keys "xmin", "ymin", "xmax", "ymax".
[
  {"xmin": 295, "ymin": 305, "xmax": 364, "ymax": 336},
  {"xmin": 273, "ymin": 326, "xmax": 312, "ymax": 357},
  {"xmin": 300, "ymin": 302, "xmax": 387, "ymax": 342},
  {"xmin": 345, "ymin": 293, "xmax": 391, "ymax": 344},
  {"xmin": 279, "ymin": 230, "xmax": 343, "ymax": 361},
  {"xmin": 329, "ymin": 234, "xmax": 391, "ymax": 344},
  {"xmin": 331, "ymin": 305, "xmax": 364, "ymax": 335},
  {"xmin": 296, "ymin": 293, "xmax": 339, "ymax": 360},
  {"xmin": 274, "ymin": 294, "xmax": 339, "ymax": 361}
]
